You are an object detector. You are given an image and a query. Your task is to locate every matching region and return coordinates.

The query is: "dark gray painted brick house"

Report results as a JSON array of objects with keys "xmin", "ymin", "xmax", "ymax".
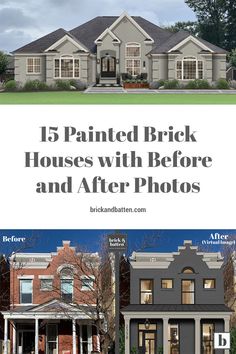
[{"xmin": 121, "ymin": 240, "xmax": 231, "ymax": 354}]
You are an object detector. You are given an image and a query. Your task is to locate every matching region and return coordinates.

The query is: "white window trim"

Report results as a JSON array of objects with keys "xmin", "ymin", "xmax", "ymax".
[
  {"xmin": 38, "ymin": 275, "xmax": 54, "ymax": 279},
  {"xmin": 54, "ymin": 56, "xmax": 80, "ymax": 79},
  {"xmin": 40, "ymin": 278, "xmax": 53, "ymax": 292},
  {"xmin": 17, "ymin": 275, "xmax": 34, "ymax": 279},
  {"xmin": 176, "ymin": 57, "xmax": 204, "ymax": 80},
  {"xmin": 26, "ymin": 57, "xmax": 41, "ymax": 75},
  {"xmin": 19, "ymin": 278, "xmax": 33, "ymax": 305},
  {"xmin": 125, "ymin": 42, "xmax": 141, "ymax": 58}
]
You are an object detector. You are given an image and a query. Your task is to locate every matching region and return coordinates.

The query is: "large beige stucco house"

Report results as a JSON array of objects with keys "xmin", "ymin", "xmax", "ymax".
[{"xmin": 12, "ymin": 12, "xmax": 227, "ymax": 86}]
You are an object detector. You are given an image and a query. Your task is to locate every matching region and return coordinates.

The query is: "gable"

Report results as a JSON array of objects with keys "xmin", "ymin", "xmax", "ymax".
[
  {"xmin": 45, "ymin": 34, "xmax": 88, "ymax": 53},
  {"xmin": 111, "ymin": 14, "xmax": 154, "ymax": 43},
  {"xmin": 169, "ymin": 35, "xmax": 213, "ymax": 53}
]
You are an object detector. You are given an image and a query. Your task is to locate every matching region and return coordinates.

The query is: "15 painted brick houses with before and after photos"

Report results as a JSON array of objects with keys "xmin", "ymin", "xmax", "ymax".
[
  {"xmin": 12, "ymin": 12, "xmax": 227, "ymax": 86},
  {"xmin": 1, "ymin": 241, "xmax": 103, "ymax": 354},
  {"xmin": 121, "ymin": 241, "xmax": 232, "ymax": 354}
]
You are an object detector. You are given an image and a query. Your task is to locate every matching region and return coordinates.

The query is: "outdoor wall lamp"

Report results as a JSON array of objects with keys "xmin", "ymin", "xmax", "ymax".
[{"xmin": 145, "ymin": 319, "xmax": 150, "ymax": 329}]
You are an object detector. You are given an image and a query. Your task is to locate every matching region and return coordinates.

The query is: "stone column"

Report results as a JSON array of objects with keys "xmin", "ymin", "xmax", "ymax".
[
  {"xmin": 195, "ymin": 317, "xmax": 201, "ymax": 354},
  {"xmin": 12, "ymin": 322, "xmax": 16, "ymax": 354},
  {"xmin": 72, "ymin": 319, "xmax": 76, "ymax": 354},
  {"xmin": 163, "ymin": 318, "xmax": 169, "ymax": 354},
  {"xmin": 4, "ymin": 318, "xmax": 8, "ymax": 354},
  {"xmin": 124, "ymin": 317, "xmax": 130, "ymax": 354},
  {"xmin": 35, "ymin": 318, "xmax": 39, "ymax": 354},
  {"xmin": 224, "ymin": 317, "xmax": 230, "ymax": 354}
]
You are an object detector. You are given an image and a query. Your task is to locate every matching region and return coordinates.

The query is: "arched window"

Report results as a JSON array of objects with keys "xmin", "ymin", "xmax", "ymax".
[
  {"xmin": 60, "ymin": 267, "xmax": 74, "ymax": 302},
  {"xmin": 182, "ymin": 267, "xmax": 195, "ymax": 274},
  {"xmin": 125, "ymin": 43, "xmax": 141, "ymax": 76},
  {"xmin": 54, "ymin": 55, "xmax": 80, "ymax": 79},
  {"xmin": 176, "ymin": 56, "xmax": 203, "ymax": 80}
]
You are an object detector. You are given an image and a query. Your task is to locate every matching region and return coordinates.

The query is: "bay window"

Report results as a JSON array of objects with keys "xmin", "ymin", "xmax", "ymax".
[
  {"xmin": 54, "ymin": 56, "xmax": 80, "ymax": 78},
  {"xmin": 176, "ymin": 57, "xmax": 204, "ymax": 80}
]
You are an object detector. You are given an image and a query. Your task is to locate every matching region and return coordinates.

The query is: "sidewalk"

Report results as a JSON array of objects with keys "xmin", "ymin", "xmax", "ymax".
[{"xmin": 84, "ymin": 87, "xmax": 236, "ymax": 94}]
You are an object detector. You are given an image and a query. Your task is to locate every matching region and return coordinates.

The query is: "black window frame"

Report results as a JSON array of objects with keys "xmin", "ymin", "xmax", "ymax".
[
  {"xmin": 181, "ymin": 279, "xmax": 195, "ymax": 304},
  {"xmin": 140, "ymin": 279, "xmax": 154, "ymax": 304},
  {"xmin": 161, "ymin": 279, "xmax": 174, "ymax": 289},
  {"xmin": 203, "ymin": 279, "xmax": 216, "ymax": 289}
]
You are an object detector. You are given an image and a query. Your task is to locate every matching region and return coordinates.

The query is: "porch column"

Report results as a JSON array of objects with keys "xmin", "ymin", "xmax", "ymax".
[
  {"xmin": 80, "ymin": 325, "xmax": 83, "ymax": 354},
  {"xmin": 4, "ymin": 318, "xmax": 8, "ymax": 354},
  {"xmin": 35, "ymin": 318, "xmax": 39, "ymax": 354},
  {"xmin": 195, "ymin": 317, "xmax": 201, "ymax": 354},
  {"xmin": 87, "ymin": 325, "xmax": 92, "ymax": 353},
  {"xmin": 72, "ymin": 319, "xmax": 76, "ymax": 354},
  {"xmin": 163, "ymin": 317, "xmax": 169, "ymax": 354},
  {"xmin": 224, "ymin": 317, "xmax": 230, "ymax": 354},
  {"xmin": 124, "ymin": 316, "xmax": 130, "ymax": 354},
  {"xmin": 12, "ymin": 322, "xmax": 16, "ymax": 354}
]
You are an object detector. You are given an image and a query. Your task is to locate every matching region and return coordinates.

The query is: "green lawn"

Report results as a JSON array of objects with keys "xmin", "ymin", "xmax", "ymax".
[{"xmin": 0, "ymin": 91, "xmax": 236, "ymax": 104}]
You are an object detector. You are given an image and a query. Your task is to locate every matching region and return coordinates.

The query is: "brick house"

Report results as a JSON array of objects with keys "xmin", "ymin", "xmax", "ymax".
[
  {"xmin": 0, "ymin": 255, "xmax": 10, "ymax": 353},
  {"xmin": 2, "ymin": 241, "xmax": 103, "ymax": 354}
]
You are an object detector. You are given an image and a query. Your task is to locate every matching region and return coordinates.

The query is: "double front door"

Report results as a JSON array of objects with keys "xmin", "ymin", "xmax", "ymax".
[{"xmin": 101, "ymin": 56, "xmax": 116, "ymax": 77}]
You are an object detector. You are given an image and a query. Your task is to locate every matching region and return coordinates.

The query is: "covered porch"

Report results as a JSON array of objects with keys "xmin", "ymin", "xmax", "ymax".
[{"xmin": 2, "ymin": 300, "xmax": 101, "ymax": 354}]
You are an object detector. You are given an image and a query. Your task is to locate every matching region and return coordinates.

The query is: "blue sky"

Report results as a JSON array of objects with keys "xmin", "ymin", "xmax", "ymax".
[
  {"xmin": 0, "ymin": 0, "xmax": 196, "ymax": 52},
  {"xmin": 0, "ymin": 229, "xmax": 235, "ymax": 256}
]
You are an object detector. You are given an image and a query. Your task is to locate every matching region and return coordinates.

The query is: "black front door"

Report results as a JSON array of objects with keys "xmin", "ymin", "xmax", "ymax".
[
  {"xmin": 101, "ymin": 56, "xmax": 116, "ymax": 77},
  {"xmin": 141, "ymin": 331, "xmax": 156, "ymax": 354}
]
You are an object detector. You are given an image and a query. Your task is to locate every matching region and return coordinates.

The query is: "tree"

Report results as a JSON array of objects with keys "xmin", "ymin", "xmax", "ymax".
[
  {"xmin": 0, "ymin": 51, "xmax": 8, "ymax": 81},
  {"xmin": 184, "ymin": 0, "xmax": 226, "ymax": 48},
  {"xmin": 225, "ymin": 0, "xmax": 236, "ymax": 51},
  {"xmin": 165, "ymin": 21, "xmax": 199, "ymax": 36},
  {"xmin": 229, "ymin": 49, "xmax": 236, "ymax": 67}
]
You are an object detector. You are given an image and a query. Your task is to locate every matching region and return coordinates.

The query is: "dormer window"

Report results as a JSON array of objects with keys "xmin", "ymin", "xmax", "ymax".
[
  {"xmin": 60, "ymin": 267, "xmax": 74, "ymax": 302},
  {"xmin": 182, "ymin": 267, "xmax": 195, "ymax": 274}
]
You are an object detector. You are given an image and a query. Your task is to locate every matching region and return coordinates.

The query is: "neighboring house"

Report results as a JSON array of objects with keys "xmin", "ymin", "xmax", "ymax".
[
  {"xmin": 226, "ymin": 65, "xmax": 236, "ymax": 81},
  {"xmin": 1, "ymin": 241, "xmax": 102, "ymax": 354},
  {"xmin": 121, "ymin": 240, "xmax": 232, "ymax": 354},
  {"xmin": 0, "ymin": 255, "xmax": 10, "ymax": 354},
  {"xmin": 12, "ymin": 12, "xmax": 227, "ymax": 86},
  {"xmin": 224, "ymin": 251, "xmax": 236, "ymax": 325}
]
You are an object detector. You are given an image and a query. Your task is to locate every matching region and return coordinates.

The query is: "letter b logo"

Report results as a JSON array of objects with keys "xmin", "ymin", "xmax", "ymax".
[{"xmin": 214, "ymin": 333, "xmax": 230, "ymax": 349}]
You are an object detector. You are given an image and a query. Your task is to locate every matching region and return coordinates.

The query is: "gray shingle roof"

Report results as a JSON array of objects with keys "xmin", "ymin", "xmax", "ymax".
[
  {"xmin": 150, "ymin": 30, "xmax": 227, "ymax": 54},
  {"xmin": 122, "ymin": 304, "xmax": 232, "ymax": 312},
  {"xmin": 12, "ymin": 16, "xmax": 227, "ymax": 54}
]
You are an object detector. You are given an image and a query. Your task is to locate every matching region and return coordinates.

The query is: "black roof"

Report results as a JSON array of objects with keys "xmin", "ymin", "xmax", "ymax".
[
  {"xmin": 122, "ymin": 304, "xmax": 232, "ymax": 312},
  {"xmin": 13, "ymin": 15, "xmax": 227, "ymax": 54}
]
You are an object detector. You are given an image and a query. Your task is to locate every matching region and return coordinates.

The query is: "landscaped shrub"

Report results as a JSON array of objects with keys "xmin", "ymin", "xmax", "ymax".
[
  {"xmin": 55, "ymin": 80, "xmax": 71, "ymax": 90},
  {"xmin": 216, "ymin": 78, "xmax": 230, "ymax": 89},
  {"xmin": 4, "ymin": 79, "xmax": 18, "ymax": 91},
  {"xmin": 164, "ymin": 79, "xmax": 179, "ymax": 89},
  {"xmin": 23, "ymin": 80, "xmax": 48, "ymax": 91},
  {"xmin": 121, "ymin": 73, "xmax": 132, "ymax": 81},
  {"xmin": 185, "ymin": 79, "xmax": 211, "ymax": 89}
]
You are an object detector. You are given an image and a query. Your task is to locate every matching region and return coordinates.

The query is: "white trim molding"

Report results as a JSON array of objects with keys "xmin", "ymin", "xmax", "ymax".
[
  {"xmin": 168, "ymin": 35, "xmax": 214, "ymax": 53},
  {"xmin": 45, "ymin": 34, "xmax": 88, "ymax": 53},
  {"xmin": 95, "ymin": 28, "xmax": 121, "ymax": 44}
]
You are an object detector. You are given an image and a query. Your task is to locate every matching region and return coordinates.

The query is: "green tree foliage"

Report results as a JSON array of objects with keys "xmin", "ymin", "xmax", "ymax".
[
  {"xmin": 185, "ymin": 0, "xmax": 226, "ymax": 48},
  {"xmin": 229, "ymin": 49, "xmax": 236, "ymax": 67},
  {"xmin": 231, "ymin": 327, "xmax": 236, "ymax": 353},
  {"xmin": 0, "ymin": 51, "xmax": 8, "ymax": 80},
  {"xmin": 165, "ymin": 21, "xmax": 199, "ymax": 35},
  {"xmin": 225, "ymin": 0, "xmax": 236, "ymax": 50}
]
